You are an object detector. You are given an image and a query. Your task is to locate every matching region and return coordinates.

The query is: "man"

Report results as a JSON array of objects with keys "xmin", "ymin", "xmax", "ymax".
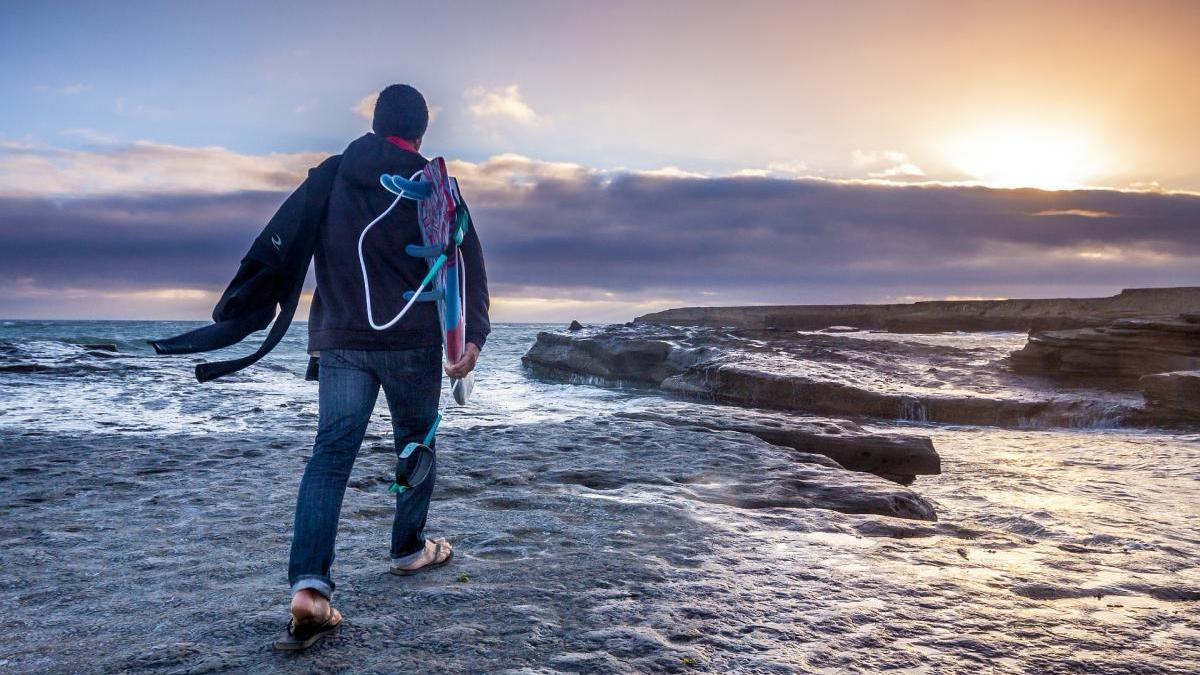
[{"xmin": 280, "ymin": 84, "xmax": 490, "ymax": 649}]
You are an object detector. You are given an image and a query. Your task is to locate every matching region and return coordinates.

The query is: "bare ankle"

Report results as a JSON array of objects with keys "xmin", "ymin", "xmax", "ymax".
[{"xmin": 291, "ymin": 589, "xmax": 326, "ymax": 617}]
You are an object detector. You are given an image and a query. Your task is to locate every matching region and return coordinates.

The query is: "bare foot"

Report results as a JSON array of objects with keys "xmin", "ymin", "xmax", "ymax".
[
  {"xmin": 290, "ymin": 588, "xmax": 333, "ymax": 625},
  {"xmin": 391, "ymin": 538, "xmax": 453, "ymax": 574},
  {"xmin": 277, "ymin": 588, "xmax": 342, "ymax": 650}
]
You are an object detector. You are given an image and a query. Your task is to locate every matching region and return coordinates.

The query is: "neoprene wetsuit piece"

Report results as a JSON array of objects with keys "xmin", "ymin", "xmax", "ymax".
[{"xmin": 150, "ymin": 155, "xmax": 342, "ymax": 382}]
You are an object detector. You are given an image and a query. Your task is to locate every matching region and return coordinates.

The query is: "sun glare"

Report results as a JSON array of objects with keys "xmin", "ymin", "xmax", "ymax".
[{"xmin": 944, "ymin": 125, "xmax": 1104, "ymax": 190}]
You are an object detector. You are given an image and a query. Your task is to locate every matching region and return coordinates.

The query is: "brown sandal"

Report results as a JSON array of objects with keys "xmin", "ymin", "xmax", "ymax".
[
  {"xmin": 389, "ymin": 539, "xmax": 454, "ymax": 576},
  {"xmin": 274, "ymin": 606, "xmax": 342, "ymax": 651}
]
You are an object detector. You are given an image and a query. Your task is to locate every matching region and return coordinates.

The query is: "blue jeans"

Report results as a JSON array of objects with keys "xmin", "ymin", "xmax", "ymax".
[{"xmin": 288, "ymin": 346, "xmax": 442, "ymax": 598}]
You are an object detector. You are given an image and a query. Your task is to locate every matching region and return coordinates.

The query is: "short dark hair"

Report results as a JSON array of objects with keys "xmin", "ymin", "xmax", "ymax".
[{"xmin": 372, "ymin": 84, "xmax": 429, "ymax": 140}]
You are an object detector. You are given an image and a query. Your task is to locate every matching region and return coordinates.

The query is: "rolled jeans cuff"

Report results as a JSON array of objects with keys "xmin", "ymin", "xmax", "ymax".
[
  {"xmin": 390, "ymin": 541, "xmax": 427, "ymax": 568},
  {"xmin": 291, "ymin": 575, "xmax": 333, "ymax": 599}
]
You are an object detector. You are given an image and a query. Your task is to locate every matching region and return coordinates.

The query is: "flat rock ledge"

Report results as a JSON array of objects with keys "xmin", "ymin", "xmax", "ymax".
[
  {"xmin": 660, "ymin": 365, "xmax": 1130, "ymax": 430},
  {"xmin": 1137, "ymin": 370, "xmax": 1200, "ymax": 425},
  {"xmin": 636, "ymin": 287, "xmax": 1200, "ymax": 333},
  {"xmin": 524, "ymin": 328, "xmax": 1136, "ymax": 433},
  {"xmin": 619, "ymin": 409, "xmax": 939, "ymax": 485},
  {"xmin": 1011, "ymin": 315, "xmax": 1200, "ymax": 383},
  {"xmin": 523, "ymin": 331, "xmax": 942, "ymax": 483}
]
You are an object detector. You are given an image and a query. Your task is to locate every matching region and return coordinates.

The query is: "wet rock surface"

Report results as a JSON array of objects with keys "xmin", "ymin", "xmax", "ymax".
[
  {"xmin": 5, "ymin": 420, "xmax": 1198, "ymax": 673},
  {"xmin": 523, "ymin": 328, "xmax": 710, "ymax": 386},
  {"xmin": 1010, "ymin": 315, "xmax": 1200, "ymax": 384},
  {"xmin": 637, "ymin": 287, "xmax": 1200, "ymax": 333},
  {"xmin": 524, "ymin": 324, "xmax": 1141, "ymax": 430},
  {"xmin": 1138, "ymin": 370, "xmax": 1200, "ymax": 424},
  {"xmin": 1, "ymin": 418, "xmax": 938, "ymax": 673},
  {"xmin": 618, "ymin": 409, "xmax": 939, "ymax": 483}
]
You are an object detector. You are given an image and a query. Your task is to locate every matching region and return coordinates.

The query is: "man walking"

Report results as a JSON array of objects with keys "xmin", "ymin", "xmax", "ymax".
[{"xmin": 279, "ymin": 84, "xmax": 490, "ymax": 649}]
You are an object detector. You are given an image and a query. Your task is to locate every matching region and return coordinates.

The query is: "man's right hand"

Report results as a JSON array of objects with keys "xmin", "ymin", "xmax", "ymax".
[{"xmin": 445, "ymin": 342, "xmax": 480, "ymax": 379}]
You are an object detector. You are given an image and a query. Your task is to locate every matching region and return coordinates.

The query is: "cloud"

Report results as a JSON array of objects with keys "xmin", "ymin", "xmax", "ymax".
[
  {"xmin": 635, "ymin": 166, "xmax": 707, "ymax": 179},
  {"xmin": 447, "ymin": 153, "xmax": 591, "ymax": 192},
  {"xmin": 465, "ymin": 85, "xmax": 545, "ymax": 127},
  {"xmin": 1033, "ymin": 209, "xmax": 1117, "ymax": 218},
  {"xmin": 2, "ymin": 150, "xmax": 1199, "ymax": 320},
  {"xmin": 766, "ymin": 160, "xmax": 809, "ymax": 176},
  {"xmin": 1127, "ymin": 181, "xmax": 1164, "ymax": 193},
  {"xmin": 852, "ymin": 149, "xmax": 925, "ymax": 179},
  {"xmin": 0, "ymin": 140, "xmax": 326, "ymax": 196},
  {"xmin": 730, "ymin": 168, "xmax": 771, "ymax": 178},
  {"xmin": 354, "ymin": 93, "xmax": 378, "ymax": 121}
]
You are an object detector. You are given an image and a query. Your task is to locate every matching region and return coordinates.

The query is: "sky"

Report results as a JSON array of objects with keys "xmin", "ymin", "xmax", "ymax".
[{"xmin": 2, "ymin": 0, "xmax": 1199, "ymax": 322}]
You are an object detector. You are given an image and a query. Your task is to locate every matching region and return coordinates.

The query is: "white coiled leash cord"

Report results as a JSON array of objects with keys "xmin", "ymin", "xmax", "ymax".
[{"xmin": 357, "ymin": 173, "xmax": 430, "ymax": 330}]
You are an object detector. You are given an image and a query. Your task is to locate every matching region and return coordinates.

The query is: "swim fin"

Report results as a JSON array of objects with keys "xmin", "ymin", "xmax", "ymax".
[{"xmin": 451, "ymin": 371, "xmax": 474, "ymax": 406}]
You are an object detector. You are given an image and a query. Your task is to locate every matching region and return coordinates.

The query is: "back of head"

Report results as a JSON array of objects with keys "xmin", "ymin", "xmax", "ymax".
[{"xmin": 372, "ymin": 84, "xmax": 429, "ymax": 141}]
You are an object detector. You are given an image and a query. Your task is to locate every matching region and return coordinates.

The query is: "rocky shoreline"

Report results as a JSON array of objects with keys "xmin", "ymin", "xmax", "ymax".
[
  {"xmin": 1011, "ymin": 315, "xmax": 1200, "ymax": 381},
  {"xmin": 637, "ymin": 287, "xmax": 1200, "ymax": 333},
  {"xmin": 523, "ymin": 289, "xmax": 1198, "ymax": 513},
  {"xmin": 1010, "ymin": 313, "xmax": 1200, "ymax": 424},
  {"xmin": 530, "ymin": 288, "xmax": 1200, "ymax": 435},
  {"xmin": 638, "ymin": 285, "xmax": 1200, "ymax": 333},
  {"xmin": 523, "ymin": 327, "xmax": 951, "ymax": 484},
  {"xmin": 523, "ymin": 324, "xmax": 1140, "ymax": 429}
]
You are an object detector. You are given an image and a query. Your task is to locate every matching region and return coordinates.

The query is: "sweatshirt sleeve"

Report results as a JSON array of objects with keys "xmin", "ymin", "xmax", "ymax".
[{"xmin": 460, "ymin": 212, "xmax": 491, "ymax": 350}]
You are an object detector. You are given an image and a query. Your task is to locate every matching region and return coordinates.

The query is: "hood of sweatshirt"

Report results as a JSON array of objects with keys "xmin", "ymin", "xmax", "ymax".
[{"xmin": 337, "ymin": 132, "xmax": 428, "ymax": 191}]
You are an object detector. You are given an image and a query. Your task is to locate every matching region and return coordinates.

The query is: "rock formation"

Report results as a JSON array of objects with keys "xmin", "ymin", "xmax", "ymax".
[
  {"xmin": 524, "ymin": 326, "xmax": 1137, "ymax": 432},
  {"xmin": 637, "ymin": 287, "xmax": 1200, "ymax": 333},
  {"xmin": 523, "ymin": 328, "xmax": 946, "ymax": 482},
  {"xmin": 1138, "ymin": 370, "xmax": 1200, "ymax": 424},
  {"xmin": 618, "ymin": 409, "xmax": 939, "ymax": 484},
  {"xmin": 1010, "ymin": 315, "xmax": 1200, "ymax": 382}
]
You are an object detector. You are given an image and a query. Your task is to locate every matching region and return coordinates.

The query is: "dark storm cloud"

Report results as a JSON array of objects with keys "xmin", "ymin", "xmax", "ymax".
[
  {"xmin": 2, "ymin": 174, "xmax": 1199, "ymax": 302},
  {"xmin": 0, "ymin": 191, "xmax": 287, "ymax": 289},
  {"xmin": 467, "ymin": 175, "xmax": 1200, "ymax": 292}
]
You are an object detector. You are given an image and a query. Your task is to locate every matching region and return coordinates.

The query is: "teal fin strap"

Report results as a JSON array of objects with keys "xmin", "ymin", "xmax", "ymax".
[
  {"xmin": 399, "ymin": 441, "xmax": 423, "ymax": 460},
  {"xmin": 405, "ymin": 244, "xmax": 442, "ymax": 258},
  {"xmin": 423, "ymin": 413, "xmax": 442, "ymax": 446},
  {"xmin": 388, "ymin": 396, "xmax": 443, "ymax": 496},
  {"xmin": 453, "ymin": 201, "xmax": 471, "ymax": 246},
  {"xmin": 402, "ymin": 289, "xmax": 443, "ymax": 302},
  {"xmin": 380, "ymin": 174, "xmax": 433, "ymax": 199}
]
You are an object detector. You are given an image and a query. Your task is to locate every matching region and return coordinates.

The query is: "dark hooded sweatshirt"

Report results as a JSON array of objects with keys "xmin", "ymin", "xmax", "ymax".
[{"xmin": 307, "ymin": 133, "xmax": 490, "ymax": 353}]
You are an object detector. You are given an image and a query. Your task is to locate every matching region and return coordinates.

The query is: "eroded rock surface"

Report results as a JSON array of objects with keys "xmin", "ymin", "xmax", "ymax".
[
  {"xmin": 0, "ymin": 417, "xmax": 938, "ymax": 672},
  {"xmin": 637, "ymin": 287, "xmax": 1200, "ymax": 333},
  {"xmin": 1138, "ymin": 370, "xmax": 1200, "ymax": 424},
  {"xmin": 1010, "ymin": 315, "xmax": 1200, "ymax": 383},
  {"xmin": 619, "ymin": 408, "xmax": 940, "ymax": 483},
  {"xmin": 522, "ymin": 329, "xmax": 710, "ymax": 386},
  {"xmin": 524, "ymin": 324, "xmax": 1139, "ymax": 431}
]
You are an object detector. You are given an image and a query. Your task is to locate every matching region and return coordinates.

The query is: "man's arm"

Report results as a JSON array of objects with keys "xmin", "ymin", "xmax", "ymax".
[{"xmin": 461, "ymin": 214, "xmax": 490, "ymax": 351}]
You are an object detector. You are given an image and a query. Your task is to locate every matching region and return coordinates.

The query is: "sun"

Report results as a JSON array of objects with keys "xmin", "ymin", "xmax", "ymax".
[{"xmin": 943, "ymin": 125, "xmax": 1104, "ymax": 190}]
